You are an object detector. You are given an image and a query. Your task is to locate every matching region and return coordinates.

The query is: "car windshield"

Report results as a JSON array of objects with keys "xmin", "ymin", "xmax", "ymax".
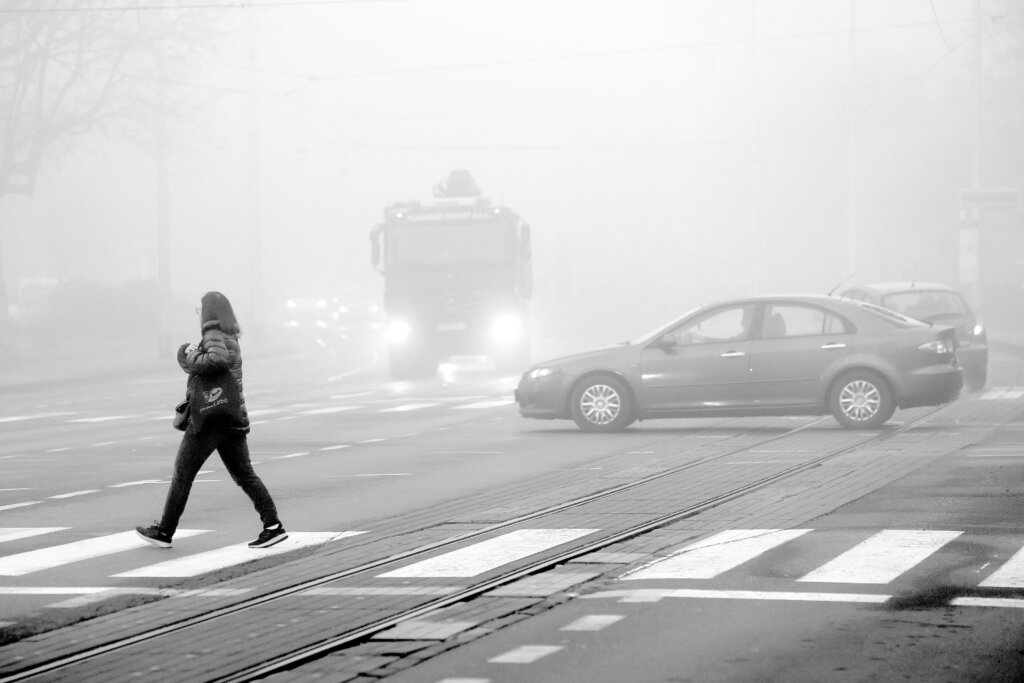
[
  {"xmin": 880, "ymin": 290, "xmax": 969, "ymax": 319},
  {"xmin": 632, "ymin": 306, "xmax": 702, "ymax": 345}
]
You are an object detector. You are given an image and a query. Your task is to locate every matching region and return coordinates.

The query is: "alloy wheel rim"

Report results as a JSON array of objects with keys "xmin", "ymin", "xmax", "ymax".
[
  {"xmin": 838, "ymin": 379, "xmax": 881, "ymax": 422},
  {"xmin": 580, "ymin": 384, "xmax": 621, "ymax": 425}
]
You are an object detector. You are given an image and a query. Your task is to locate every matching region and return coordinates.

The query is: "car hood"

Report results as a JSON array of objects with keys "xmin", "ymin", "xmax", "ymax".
[{"xmin": 529, "ymin": 343, "xmax": 636, "ymax": 370}]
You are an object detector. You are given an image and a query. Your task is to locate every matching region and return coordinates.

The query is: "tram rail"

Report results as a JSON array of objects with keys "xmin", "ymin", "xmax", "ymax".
[{"xmin": 0, "ymin": 406, "xmax": 952, "ymax": 682}]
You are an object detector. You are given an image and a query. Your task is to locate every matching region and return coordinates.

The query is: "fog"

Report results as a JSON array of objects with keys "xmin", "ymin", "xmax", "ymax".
[{"xmin": 2, "ymin": 0, "xmax": 1022, "ymax": 358}]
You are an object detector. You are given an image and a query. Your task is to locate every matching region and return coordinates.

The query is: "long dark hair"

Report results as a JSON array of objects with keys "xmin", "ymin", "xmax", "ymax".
[{"xmin": 200, "ymin": 291, "xmax": 241, "ymax": 336}]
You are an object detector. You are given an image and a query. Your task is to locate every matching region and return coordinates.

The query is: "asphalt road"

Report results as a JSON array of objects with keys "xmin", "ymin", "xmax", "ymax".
[{"xmin": 1, "ymin": 332, "xmax": 1023, "ymax": 681}]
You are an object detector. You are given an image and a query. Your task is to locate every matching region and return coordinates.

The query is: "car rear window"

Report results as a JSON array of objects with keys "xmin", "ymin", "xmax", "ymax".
[
  {"xmin": 880, "ymin": 290, "xmax": 970, "ymax": 318},
  {"xmin": 857, "ymin": 302, "xmax": 927, "ymax": 328}
]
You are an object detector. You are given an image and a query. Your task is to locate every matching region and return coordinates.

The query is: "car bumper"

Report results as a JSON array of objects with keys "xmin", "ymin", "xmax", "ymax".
[
  {"xmin": 895, "ymin": 365, "xmax": 963, "ymax": 408},
  {"xmin": 514, "ymin": 374, "xmax": 569, "ymax": 419}
]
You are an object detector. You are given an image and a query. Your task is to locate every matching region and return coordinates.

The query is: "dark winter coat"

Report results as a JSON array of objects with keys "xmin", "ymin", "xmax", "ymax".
[{"xmin": 178, "ymin": 320, "xmax": 250, "ymax": 433}]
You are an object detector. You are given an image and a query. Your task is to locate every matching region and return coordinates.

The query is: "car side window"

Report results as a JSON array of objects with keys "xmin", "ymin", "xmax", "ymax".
[
  {"xmin": 673, "ymin": 305, "xmax": 754, "ymax": 345},
  {"xmin": 762, "ymin": 305, "xmax": 850, "ymax": 338}
]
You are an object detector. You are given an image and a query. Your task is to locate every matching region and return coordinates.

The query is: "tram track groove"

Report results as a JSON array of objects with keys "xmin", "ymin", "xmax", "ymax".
[{"xmin": 0, "ymin": 406, "xmax": 953, "ymax": 682}]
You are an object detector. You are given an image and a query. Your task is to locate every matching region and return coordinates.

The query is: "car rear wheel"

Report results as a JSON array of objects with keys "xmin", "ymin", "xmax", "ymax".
[
  {"xmin": 830, "ymin": 371, "xmax": 895, "ymax": 429},
  {"xmin": 570, "ymin": 376, "xmax": 635, "ymax": 432},
  {"xmin": 965, "ymin": 365, "xmax": 987, "ymax": 392}
]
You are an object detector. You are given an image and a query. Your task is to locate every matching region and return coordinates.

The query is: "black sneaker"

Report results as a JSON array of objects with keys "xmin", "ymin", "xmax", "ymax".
[
  {"xmin": 249, "ymin": 526, "xmax": 288, "ymax": 548},
  {"xmin": 136, "ymin": 524, "xmax": 172, "ymax": 548}
]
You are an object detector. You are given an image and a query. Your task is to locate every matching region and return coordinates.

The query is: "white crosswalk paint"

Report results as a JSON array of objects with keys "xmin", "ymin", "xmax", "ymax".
[
  {"xmin": 0, "ymin": 528, "xmax": 67, "ymax": 543},
  {"xmin": 112, "ymin": 531, "xmax": 363, "ymax": 578},
  {"xmin": 624, "ymin": 529, "xmax": 812, "ymax": 580},
  {"xmin": 0, "ymin": 530, "xmax": 209, "ymax": 576},
  {"xmin": 979, "ymin": 387, "xmax": 1024, "ymax": 400},
  {"xmin": 378, "ymin": 528, "xmax": 599, "ymax": 578},
  {"xmin": 979, "ymin": 545, "xmax": 1024, "ymax": 587},
  {"xmin": 0, "ymin": 502, "xmax": 41, "ymax": 512},
  {"xmin": 798, "ymin": 530, "xmax": 963, "ymax": 584}
]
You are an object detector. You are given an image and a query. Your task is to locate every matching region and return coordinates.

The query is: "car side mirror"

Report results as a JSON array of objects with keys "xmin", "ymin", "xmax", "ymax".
[{"xmin": 658, "ymin": 333, "xmax": 677, "ymax": 349}]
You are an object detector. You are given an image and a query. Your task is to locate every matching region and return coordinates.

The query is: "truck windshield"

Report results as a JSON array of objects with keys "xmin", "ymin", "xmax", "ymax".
[{"xmin": 389, "ymin": 221, "xmax": 509, "ymax": 267}]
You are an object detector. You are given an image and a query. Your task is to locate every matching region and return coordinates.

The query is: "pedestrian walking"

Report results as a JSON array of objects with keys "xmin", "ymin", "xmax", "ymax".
[{"xmin": 136, "ymin": 291, "xmax": 288, "ymax": 549}]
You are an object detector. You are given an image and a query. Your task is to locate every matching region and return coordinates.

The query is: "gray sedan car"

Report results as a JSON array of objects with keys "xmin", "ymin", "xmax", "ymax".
[
  {"xmin": 840, "ymin": 282, "xmax": 987, "ymax": 391},
  {"xmin": 515, "ymin": 295, "xmax": 963, "ymax": 432}
]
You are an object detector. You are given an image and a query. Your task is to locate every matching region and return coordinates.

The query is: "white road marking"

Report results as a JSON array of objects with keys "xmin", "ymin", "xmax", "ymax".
[
  {"xmin": 489, "ymin": 645, "xmax": 563, "ymax": 664},
  {"xmin": 798, "ymin": 529, "xmax": 962, "ymax": 584},
  {"xmin": 49, "ymin": 490, "xmax": 100, "ymax": 499},
  {"xmin": 0, "ymin": 502, "xmax": 41, "ymax": 512},
  {"xmin": 560, "ymin": 614, "xmax": 624, "ymax": 631},
  {"xmin": 113, "ymin": 531, "xmax": 363, "ymax": 578},
  {"xmin": 300, "ymin": 406, "xmax": 359, "ymax": 415},
  {"xmin": 360, "ymin": 438, "xmax": 386, "ymax": 444},
  {"xmin": 0, "ymin": 528, "xmax": 67, "ymax": 543},
  {"xmin": 979, "ymin": 546, "xmax": 1024, "ymax": 587},
  {"xmin": 624, "ymin": 529, "xmax": 811, "ymax": 580},
  {"xmin": 453, "ymin": 399, "xmax": 515, "ymax": 410},
  {"xmin": 978, "ymin": 387, "xmax": 1024, "ymax": 400},
  {"xmin": 0, "ymin": 586, "xmax": 113, "ymax": 595},
  {"xmin": 329, "ymin": 473, "xmax": 410, "ymax": 478},
  {"xmin": 272, "ymin": 452, "xmax": 309, "ymax": 459},
  {"xmin": 587, "ymin": 588, "xmax": 891, "ymax": 604},
  {"xmin": 0, "ymin": 530, "xmax": 209, "ymax": 576},
  {"xmin": 953, "ymin": 597, "xmax": 1024, "ymax": 609},
  {"xmin": 0, "ymin": 488, "xmax": 32, "ymax": 492},
  {"xmin": 0, "ymin": 412, "xmax": 77, "ymax": 423},
  {"xmin": 378, "ymin": 528, "xmax": 599, "ymax": 578},
  {"xmin": 47, "ymin": 587, "xmax": 253, "ymax": 609},
  {"xmin": 108, "ymin": 480, "xmax": 165, "ymax": 488},
  {"xmin": 379, "ymin": 403, "xmax": 441, "ymax": 413},
  {"xmin": 67, "ymin": 415, "xmax": 138, "ymax": 423}
]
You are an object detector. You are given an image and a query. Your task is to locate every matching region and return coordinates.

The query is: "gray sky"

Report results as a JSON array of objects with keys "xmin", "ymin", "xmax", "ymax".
[{"xmin": 6, "ymin": 0, "xmax": 1011, "ymax": 343}]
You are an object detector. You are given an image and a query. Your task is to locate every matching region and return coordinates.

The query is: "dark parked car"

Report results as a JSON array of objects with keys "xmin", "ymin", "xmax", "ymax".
[
  {"xmin": 515, "ymin": 295, "xmax": 962, "ymax": 432},
  {"xmin": 840, "ymin": 282, "xmax": 987, "ymax": 390}
]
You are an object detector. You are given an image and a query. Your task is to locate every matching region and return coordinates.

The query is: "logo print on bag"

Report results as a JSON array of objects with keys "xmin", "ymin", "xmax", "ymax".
[{"xmin": 203, "ymin": 387, "xmax": 223, "ymax": 404}]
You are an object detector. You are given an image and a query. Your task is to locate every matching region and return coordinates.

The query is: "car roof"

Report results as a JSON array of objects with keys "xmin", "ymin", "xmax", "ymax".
[{"xmin": 844, "ymin": 281, "xmax": 957, "ymax": 295}]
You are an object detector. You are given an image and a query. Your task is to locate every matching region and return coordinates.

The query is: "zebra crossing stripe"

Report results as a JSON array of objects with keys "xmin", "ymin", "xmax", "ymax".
[
  {"xmin": 0, "ymin": 530, "xmax": 209, "ymax": 576},
  {"xmin": 0, "ymin": 528, "xmax": 67, "ymax": 543},
  {"xmin": 798, "ymin": 530, "xmax": 963, "ymax": 584},
  {"xmin": 378, "ymin": 528, "xmax": 599, "ymax": 578},
  {"xmin": 112, "ymin": 531, "xmax": 362, "ymax": 578},
  {"xmin": 978, "ymin": 545, "xmax": 1024, "ymax": 587},
  {"xmin": 624, "ymin": 529, "xmax": 811, "ymax": 581}
]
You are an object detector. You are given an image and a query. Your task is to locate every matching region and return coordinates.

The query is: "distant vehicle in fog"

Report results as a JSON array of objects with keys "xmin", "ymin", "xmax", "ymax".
[
  {"xmin": 370, "ymin": 171, "xmax": 533, "ymax": 380},
  {"xmin": 515, "ymin": 295, "xmax": 962, "ymax": 432},
  {"xmin": 840, "ymin": 282, "xmax": 988, "ymax": 391},
  {"xmin": 283, "ymin": 295, "xmax": 332, "ymax": 330}
]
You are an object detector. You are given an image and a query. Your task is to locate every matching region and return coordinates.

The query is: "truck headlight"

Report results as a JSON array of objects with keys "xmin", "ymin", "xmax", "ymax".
[
  {"xmin": 386, "ymin": 319, "xmax": 412, "ymax": 345},
  {"xmin": 491, "ymin": 313, "xmax": 523, "ymax": 344}
]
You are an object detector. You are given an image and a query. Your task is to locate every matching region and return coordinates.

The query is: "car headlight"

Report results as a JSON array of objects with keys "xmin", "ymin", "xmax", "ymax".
[
  {"xmin": 386, "ymin": 319, "xmax": 412, "ymax": 345},
  {"xmin": 973, "ymin": 323, "xmax": 985, "ymax": 337},
  {"xmin": 491, "ymin": 313, "xmax": 523, "ymax": 344},
  {"xmin": 528, "ymin": 367, "xmax": 555, "ymax": 380}
]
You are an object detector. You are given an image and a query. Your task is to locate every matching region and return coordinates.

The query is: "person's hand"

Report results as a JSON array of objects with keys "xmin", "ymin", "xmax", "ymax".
[{"xmin": 185, "ymin": 343, "xmax": 198, "ymax": 354}]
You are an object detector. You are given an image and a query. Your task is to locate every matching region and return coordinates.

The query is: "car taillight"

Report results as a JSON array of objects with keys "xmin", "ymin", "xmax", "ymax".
[{"xmin": 919, "ymin": 339, "xmax": 954, "ymax": 355}]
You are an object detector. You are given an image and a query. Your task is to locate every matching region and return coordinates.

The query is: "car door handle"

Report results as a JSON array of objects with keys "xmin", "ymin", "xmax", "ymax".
[
  {"xmin": 720, "ymin": 351, "xmax": 747, "ymax": 358},
  {"xmin": 821, "ymin": 342, "xmax": 847, "ymax": 350}
]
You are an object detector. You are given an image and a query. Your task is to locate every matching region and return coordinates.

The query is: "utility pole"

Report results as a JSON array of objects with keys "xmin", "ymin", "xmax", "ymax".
[
  {"xmin": 846, "ymin": 0, "xmax": 858, "ymax": 279},
  {"xmin": 156, "ymin": 50, "xmax": 172, "ymax": 358}
]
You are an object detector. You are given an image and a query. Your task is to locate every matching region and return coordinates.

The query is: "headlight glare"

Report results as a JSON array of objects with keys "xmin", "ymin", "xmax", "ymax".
[
  {"xmin": 386, "ymin": 320, "xmax": 412, "ymax": 345},
  {"xmin": 528, "ymin": 367, "xmax": 554, "ymax": 380},
  {"xmin": 492, "ymin": 313, "xmax": 523, "ymax": 344}
]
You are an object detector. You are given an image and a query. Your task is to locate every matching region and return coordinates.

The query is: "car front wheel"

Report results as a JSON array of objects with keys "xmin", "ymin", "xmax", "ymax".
[
  {"xmin": 829, "ymin": 371, "xmax": 895, "ymax": 429},
  {"xmin": 570, "ymin": 375, "xmax": 635, "ymax": 432}
]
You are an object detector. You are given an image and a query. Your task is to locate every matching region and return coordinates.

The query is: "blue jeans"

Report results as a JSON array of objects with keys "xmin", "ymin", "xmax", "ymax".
[{"xmin": 160, "ymin": 427, "xmax": 280, "ymax": 535}]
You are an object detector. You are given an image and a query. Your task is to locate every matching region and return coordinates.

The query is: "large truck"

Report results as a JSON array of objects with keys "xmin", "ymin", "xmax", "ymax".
[{"xmin": 370, "ymin": 172, "xmax": 533, "ymax": 379}]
